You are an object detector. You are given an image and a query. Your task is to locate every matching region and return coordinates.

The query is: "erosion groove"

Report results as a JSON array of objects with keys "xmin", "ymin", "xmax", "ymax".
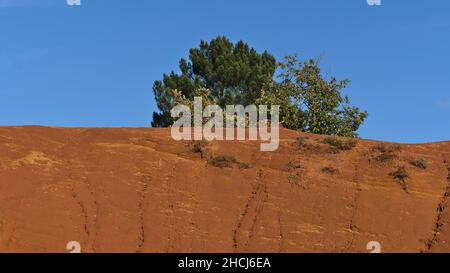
[
  {"xmin": 233, "ymin": 169, "xmax": 268, "ymax": 252},
  {"xmin": 70, "ymin": 187, "xmax": 90, "ymax": 246},
  {"xmin": 0, "ymin": 126, "xmax": 449, "ymax": 253},
  {"xmin": 136, "ymin": 172, "xmax": 151, "ymax": 252},
  {"xmin": 277, "ymin": 211, "xmax": 284, "ymax": 253},
  {"xmin": 164, "ymin": 164, "xmax": 178, "ymax": 253},
  {"xmin": 344, "ymin": 161, "xmax": 362, "ymax": 252},
  {"xmin": 426, "ymin": 160, "xmax": 450, "ymax": 252}
]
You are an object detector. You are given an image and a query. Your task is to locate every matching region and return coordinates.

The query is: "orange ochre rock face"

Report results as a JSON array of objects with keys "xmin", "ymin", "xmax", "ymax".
[{"xmin": 0, "ymin": 126, "xmax": 449, "ymax": 253}]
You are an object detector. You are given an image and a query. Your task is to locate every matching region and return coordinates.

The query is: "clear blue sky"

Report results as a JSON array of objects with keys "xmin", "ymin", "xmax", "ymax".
[{"xmin": 0, "ymin": 0, "xmax": 449, "ymax": 143}]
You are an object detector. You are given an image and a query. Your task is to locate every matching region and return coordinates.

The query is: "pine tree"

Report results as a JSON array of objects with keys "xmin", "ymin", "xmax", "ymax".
[{"xmin": 151, "ymin": 36, "xmax": 276, "ymax": 127}]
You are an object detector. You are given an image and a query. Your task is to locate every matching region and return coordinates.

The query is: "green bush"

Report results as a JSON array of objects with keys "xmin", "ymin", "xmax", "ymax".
[
  {"xmin": 321, "ymin": 137, "xmax": 356, "ymax": 151},
  {"xmin": 372, "ymin": 143, "xmax": 401, "ymax": 163},
  {"xmin": 411, "ymin": 158, "xmax": 428, "ymax": 169},
  {"xmin": 390, "ymin": 166, "xmax": 408, "ymax": 181},
  {"xmin": 209, "ymin": 155, "xmax": 237, "ymax": 168},
  {"xmin": 257, "ymin": 55, "xmax": 368, "ymax": 137},
  {"xmin": 390, "ymin": 166, "xmax": 409, "ymax": 192}
]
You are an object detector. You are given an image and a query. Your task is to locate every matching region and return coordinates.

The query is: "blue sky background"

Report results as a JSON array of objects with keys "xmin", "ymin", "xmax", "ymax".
[{"xmin": 0, "ymin": 0, "xmax": 449, "ymax": 143}]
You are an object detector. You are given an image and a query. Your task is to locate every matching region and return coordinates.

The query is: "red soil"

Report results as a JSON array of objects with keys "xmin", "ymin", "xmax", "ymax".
[{"xmin": 0, "ymin": 126, "xmax": 449, "ymax": 253}]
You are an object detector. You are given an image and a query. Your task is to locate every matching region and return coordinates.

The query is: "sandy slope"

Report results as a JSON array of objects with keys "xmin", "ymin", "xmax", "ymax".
[{"xmin": 0, "ymin": 126, "xmax": 449, "ymax": 253}]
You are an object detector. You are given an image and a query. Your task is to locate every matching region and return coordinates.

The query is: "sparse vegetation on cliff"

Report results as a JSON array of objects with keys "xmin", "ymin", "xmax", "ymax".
[
  {"xmin": 411, "ymin": 157, "xmax": 428, "ymax": 169},
  {"xmin": 321, "ymin": 137, "xmax": 357, "ymax": 152},
  {"xmin": 390, "ymin": 166, "xmax": 409, "ymax": 192}
]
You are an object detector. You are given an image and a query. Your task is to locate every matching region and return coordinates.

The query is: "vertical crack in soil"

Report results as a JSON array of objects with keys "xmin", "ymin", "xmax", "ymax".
[
  {"xmin": 344, "ymin": 161, "xmax": 362, "ymax": 252},
  {"xmin": 426, "ymin": 160, "xmax": 450, "ymax": 252},
  {"xmin": 136, "ymin": 171, "xmax": 151, "ymax": 253},
  {"xmin": 232, "ymin": 169, "xmax": 268, "ymax": 252}
]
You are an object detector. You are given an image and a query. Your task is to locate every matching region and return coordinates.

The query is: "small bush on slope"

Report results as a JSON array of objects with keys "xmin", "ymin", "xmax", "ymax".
[
  {"xmin": 390, "ymin": 166, "xmax": 409, "ymax": 193},
  {"xmin": 371, "ymin": 143, "xmax": 401, "ymax": 163},
  {"xmin": 209, "ymin": 155, "xmax": 236, "ymax": 168},
  {"xmin": 321, "ymin": 137, "xmax": 357, "ymax": 152},
  {"xmin": 411, "ymin": 157, "xmax": 428, "ymax": 169}
]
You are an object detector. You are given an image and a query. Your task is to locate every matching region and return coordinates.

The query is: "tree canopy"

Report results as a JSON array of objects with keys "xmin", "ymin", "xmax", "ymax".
[
  {"xmin": 257, "ymin": 55, "xmax": 368, "ymax": 137},
  {"xmin": 152, "ymin": 36, "xmax": 368, "ymax": 137},
  {"xmin": 152, "ymin": 36, "xmax": 276, "ymax": 127}
]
